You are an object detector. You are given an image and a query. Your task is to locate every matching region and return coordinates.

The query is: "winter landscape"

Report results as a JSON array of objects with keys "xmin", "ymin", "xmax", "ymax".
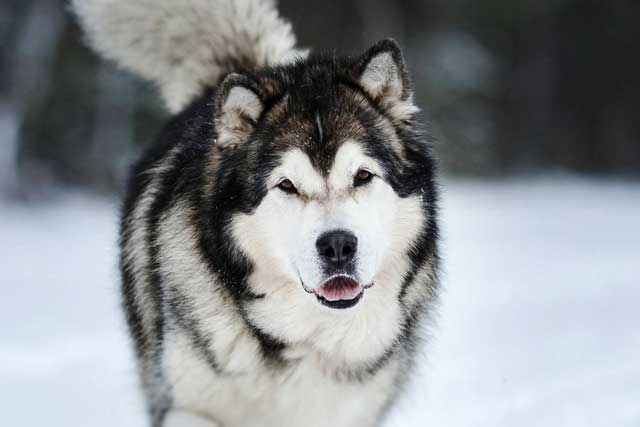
[
  {"xmin": 2, "ymin": 177, "xmax": 638, "ymax": 427},
  {"xmin": 3, "ymin": 0, "xmax": 640, "ymax": 425}
]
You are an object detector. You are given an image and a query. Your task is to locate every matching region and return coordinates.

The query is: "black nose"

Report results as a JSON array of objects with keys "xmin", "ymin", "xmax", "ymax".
[{"xmin": 316, "ymin": 230, "xmax": 358, "ymax": 266}]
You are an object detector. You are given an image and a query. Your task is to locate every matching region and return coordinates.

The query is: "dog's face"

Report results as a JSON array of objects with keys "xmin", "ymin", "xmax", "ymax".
[
  {"xmin": 208, "ymin": 40, "xmax": 438, "ymax": 363},
  {"xmin": 235, "ymin": 139, "xmax": 410, "ymax": 310},
  {"xmin": 265, "ymin": 141, "xmax": 396, "ymax": 307}
]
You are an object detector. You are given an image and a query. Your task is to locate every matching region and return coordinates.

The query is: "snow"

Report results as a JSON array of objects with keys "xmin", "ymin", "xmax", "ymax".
[
  {"xmin": 0, "ymin": 193, "xmax": 145, "ymax": 426},
  {"xmin": 1, "ymin": 177, "xmax": 639, "ymax": 426}
]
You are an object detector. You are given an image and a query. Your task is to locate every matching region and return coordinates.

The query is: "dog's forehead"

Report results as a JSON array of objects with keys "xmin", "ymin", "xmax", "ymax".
[{"xmin": 266, "ymin": 88, "xmax": 372, "ymax": 173}]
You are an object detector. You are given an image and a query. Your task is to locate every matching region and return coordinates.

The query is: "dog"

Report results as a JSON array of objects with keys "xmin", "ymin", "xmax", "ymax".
[{"xmin": 73, "ymin": 1, "xmax": 440, "ymax": 426}]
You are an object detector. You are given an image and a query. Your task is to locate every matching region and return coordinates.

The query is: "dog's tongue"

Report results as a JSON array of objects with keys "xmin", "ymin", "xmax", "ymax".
[{"xmin": 316, "ymin": 276, "xmax": 363, "ymax": 302}]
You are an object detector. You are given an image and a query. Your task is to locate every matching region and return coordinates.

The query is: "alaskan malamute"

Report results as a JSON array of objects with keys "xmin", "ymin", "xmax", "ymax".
[{"xmin": 74, "ymin": 1, "xmax": 440, "ymax": 426}]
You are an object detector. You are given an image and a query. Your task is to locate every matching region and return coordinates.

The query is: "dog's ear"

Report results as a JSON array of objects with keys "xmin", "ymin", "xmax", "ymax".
[
  {"xmin": 355, "ymin": 39, "xmax": 418, "ymax": 121},
  {"xmin": 215, "ymin": 73, "xmax": 264, "ymax": 149}
]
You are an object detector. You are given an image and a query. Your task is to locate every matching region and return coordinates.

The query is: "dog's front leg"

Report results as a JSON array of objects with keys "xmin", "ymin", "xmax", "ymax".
[{"xmin": 163, "ymin": 410, "xmax": 220, "ymax": 427}]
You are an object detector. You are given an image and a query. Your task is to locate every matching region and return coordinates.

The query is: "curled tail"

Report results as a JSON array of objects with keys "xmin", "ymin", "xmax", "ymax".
[{"xmin": 72, "ymin": 0, "xmax": 305, "ymax": 112}]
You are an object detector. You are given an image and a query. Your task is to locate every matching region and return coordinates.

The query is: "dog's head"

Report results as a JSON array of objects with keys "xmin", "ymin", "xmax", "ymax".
[{"xmin": 206, "ymin": 40, "xmax": 439, "ymax": 365}]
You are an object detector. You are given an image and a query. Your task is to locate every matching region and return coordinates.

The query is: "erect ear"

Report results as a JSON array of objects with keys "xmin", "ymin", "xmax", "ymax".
[
  {"xmin": 214, "ymin": 73, "xmax": 264, "ymax": 149},
  {"xmin": 355, "ymin": 39, "xmax": 419, "ymax": 121}
]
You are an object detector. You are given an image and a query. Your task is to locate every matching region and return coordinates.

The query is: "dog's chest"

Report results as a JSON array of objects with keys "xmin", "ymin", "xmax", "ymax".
[{"xmin": 163, "ymin": 332, "xmax": 397, "ymax": 427}]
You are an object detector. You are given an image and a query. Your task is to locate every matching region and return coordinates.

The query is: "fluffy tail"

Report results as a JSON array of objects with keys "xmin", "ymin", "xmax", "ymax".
[{"xmin": 72, "ymin": 0, "xmax": 304, "ymax": 112}]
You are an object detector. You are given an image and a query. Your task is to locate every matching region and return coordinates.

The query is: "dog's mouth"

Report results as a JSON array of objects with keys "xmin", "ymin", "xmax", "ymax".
[{"xmin": 311, "ymin": 275, "xmax": 372, "ymax": 309}]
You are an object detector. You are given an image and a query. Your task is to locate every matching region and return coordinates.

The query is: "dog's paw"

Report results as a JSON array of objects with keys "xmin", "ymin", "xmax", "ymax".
[{"xmin": 163, "ymin": 410, "xmax": 220, "ymax": 427}]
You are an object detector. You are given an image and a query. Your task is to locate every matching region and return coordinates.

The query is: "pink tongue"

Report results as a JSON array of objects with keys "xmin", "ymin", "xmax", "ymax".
[{"xmin": 316, "ymin": 277, "xmax": 363, "ymax": 302}]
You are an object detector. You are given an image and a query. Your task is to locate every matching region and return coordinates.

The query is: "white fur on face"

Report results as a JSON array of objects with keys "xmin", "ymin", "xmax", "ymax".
[
  {"xmin": 232, "ymin": 142, "xmax": 395, "ymax": 294},
  {"xmin": 231, "ymin": 142, "xmax": 426, "ymax": 363}
]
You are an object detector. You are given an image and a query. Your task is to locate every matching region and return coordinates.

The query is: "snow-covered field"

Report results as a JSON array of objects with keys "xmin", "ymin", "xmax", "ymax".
[{"xmin": 1, "ymin": 177, "xmax": 639, "ymax": 427}]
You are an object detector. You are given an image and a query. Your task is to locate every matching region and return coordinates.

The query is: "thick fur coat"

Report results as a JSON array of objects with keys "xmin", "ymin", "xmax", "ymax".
[{"xmin": 73, "ymin": 1, "xmax": 440, "ymax": 426}]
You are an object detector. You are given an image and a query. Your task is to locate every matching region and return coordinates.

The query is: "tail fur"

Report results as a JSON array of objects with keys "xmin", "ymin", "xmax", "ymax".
[{"xmin": 72, "ymin": 0, "xmax": 305, "ymax": 112}]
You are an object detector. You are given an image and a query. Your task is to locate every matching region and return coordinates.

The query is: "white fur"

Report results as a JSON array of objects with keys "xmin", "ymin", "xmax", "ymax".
[
  {"xmin": 231, "ymin": 142, "xmax": 426, "ymax": 367},
  {"xmin": 267, "ymin": 148, "xmax": 326, "ymax": 197},
  {"xmin": 156, "ymin": 201, "xmax": 400, "ymax": 427},
  {"xmin": 163, "ymin": 331, "xmax": 398, "ymax": 427},
  {"xmin": 72, "ymin": 0, "xmax": 305, "ymax": 112}
]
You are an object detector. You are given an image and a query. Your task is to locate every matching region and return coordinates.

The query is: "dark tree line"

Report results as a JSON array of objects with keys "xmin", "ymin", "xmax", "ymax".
[{"xmin": 1, "ymin": 0, "xmax": 638, "ymax": 194}]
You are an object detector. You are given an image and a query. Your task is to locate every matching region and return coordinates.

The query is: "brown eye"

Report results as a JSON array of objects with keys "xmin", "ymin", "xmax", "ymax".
[
  {"xmin": 277, "ymin": 179, "xmax": 298, "ymax": 194},
  {"xmin": 354, "ymin": 169, "xmax": 374, "ymax": 187}
]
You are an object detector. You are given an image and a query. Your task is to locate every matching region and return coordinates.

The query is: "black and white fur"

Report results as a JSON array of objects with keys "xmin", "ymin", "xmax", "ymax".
[{"xmin": 73, "ymin": 1, "xmax": 440, "ymax": 426}]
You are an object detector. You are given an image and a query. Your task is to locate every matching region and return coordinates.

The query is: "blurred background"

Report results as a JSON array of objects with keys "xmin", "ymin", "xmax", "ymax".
[
  {"xmin": 2, "ymin": 0, "xmax": 639, "ymax": 196},
  {"xmin": 1, "ymin": 1, "xmax": 639, "ymax": 426}
]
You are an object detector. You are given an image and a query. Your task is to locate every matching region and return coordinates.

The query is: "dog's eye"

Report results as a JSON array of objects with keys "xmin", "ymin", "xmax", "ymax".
[
  {"xmin": 277, "ymin": 179, "xmax": 298, "ymax": 195},
  {"xmin": 354, "ymin": 169, "xmax": 374, "ymax": 187}
]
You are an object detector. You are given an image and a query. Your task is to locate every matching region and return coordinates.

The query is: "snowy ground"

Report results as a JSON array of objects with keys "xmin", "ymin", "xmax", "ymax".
[{"xmin": 1, "ymin": 177, "xmax": 639, "ymax": 427}]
